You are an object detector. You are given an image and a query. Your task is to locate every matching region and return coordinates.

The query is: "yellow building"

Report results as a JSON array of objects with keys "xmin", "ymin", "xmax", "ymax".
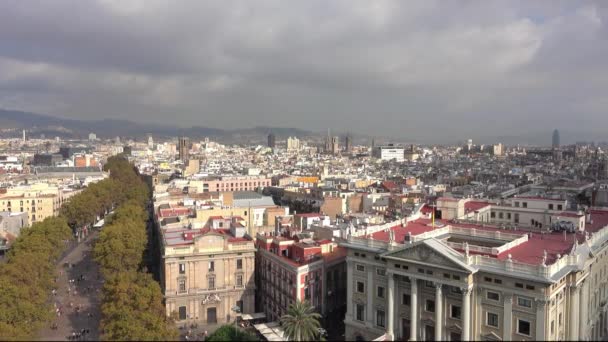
[{"xmin": 0, "ymin": 183, "xmax": 81, "ymax": 224}]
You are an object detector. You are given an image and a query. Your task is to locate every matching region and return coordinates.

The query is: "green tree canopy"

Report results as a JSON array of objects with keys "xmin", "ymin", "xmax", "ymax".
[
  {"xmin": 206, "ymin": 325, "xmax": 259, "ymax": 342},
  {"xmin": 280, "ymin": 300, "xmax": 322, "ymax": 341}
]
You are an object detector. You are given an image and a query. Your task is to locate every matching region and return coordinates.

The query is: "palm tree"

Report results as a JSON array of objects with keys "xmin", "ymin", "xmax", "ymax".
[{"xmin": 280, "ymin": 300, "xmax": 322, "ymax": 341}]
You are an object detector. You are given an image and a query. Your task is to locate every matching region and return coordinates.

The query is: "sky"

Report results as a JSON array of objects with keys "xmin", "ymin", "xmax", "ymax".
[{"xmin": 0, "ymin": 0, "xmax": 607, "ymax": 142}]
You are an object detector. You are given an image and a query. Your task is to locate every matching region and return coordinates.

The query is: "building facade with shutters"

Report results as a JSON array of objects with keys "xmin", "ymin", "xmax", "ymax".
[{"xmin": 342, "ymin": 209, "xmax": 608, "ymax": 341}]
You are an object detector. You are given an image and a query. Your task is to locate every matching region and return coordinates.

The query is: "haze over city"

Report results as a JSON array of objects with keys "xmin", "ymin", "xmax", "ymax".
[{"xmin": 1, "ymin": 1, "xmax": 607, "ymax": 142}]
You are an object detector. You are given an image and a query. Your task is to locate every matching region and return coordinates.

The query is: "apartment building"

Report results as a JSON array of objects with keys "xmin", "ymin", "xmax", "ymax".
[
  {"xmin": 341, "ymin": 209, "xmax": 608, "ymax": 341},
  {"xmin": 190, "ymin": 175, "xmax": 271, "ymax": 193},
  {"xmin": 159, "ymin": 215, "xmax": 256, "ymax": 325},
  {"xmin": 0, "ymin": 183, "xmax": 76, "ymax": 224},
  {"xmin": 437, "ymin": 196, "xmax": 585, "ymax": 231},
  {"xmin": 255, "ymin": 233, "xmax": 346, "ymax": 322}
]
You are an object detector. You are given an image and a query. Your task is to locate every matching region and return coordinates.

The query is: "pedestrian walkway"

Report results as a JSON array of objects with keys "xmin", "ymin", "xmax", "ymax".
[{"xmin": 37, "ymin": 231, "xmax": 103, "ymax": 341}]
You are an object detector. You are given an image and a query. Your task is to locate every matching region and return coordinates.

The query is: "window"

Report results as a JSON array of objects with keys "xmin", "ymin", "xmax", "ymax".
[
  {"xmin": 515, "ymin": 282, "xmax": 524, "ymax": 288},
  {"xmin": 487, "ymin": 312, "xmax": 499, "ymax": 328},
  {"xmin": 514, "ymin": 213, "xmax": 519, "ymax": 223},
  {"xmin": 237, "ymin": 259, "xmax": 243, "ymax": 270},
  {"xmin": 357, "ymin": 281, "xmax": 365, "ymax": 293},
  {"xmin": 376, "ymin": 268, "xmax": 386, "ymax": 276},
  {"xmin": 514, "ymin": 201, "xmax": 520, "ymax": 207},
  {"xmin": 178, "ymin": 279, "xmax": 186, "ymax": 293},
  {"xmin": 451, "ymin": 305, "xmax": 462, "ymax": 320},
  {"xmin": 356, "ymin": 264, "xmax": 365, "ymax": 272},
  {"xmin": 517, "ymin": 297, "xmax": 532, "ymax": 308},
  {"xmin": 494, "ymin": 279, "xmax": 502, "ymax": 284},
  {"xmin": 208, "ymin": 261, "xmax": 214, "ymax": 272},
  {"xmin": 549, "ymin": 204, "xmax": 554, "ymax": 210},
  {"xmin": 376, "ymin": 310, "xmax": 386, "ymax": 327},
  {"xmin": 402, "ymin": 294, "xmax": 411, "ymax": 306},
  {"xmin": 557, "ymin": 204, "xmax": 563, "ymax": 211},
  {"xmin": 487, "ymin": 291, "xmax": 500, "ymax": 301},
  {"xmin": 425, "ymin": 281, "xmax": 434, "ymax": 288},
  {"xmin": 491, "ymin": 212, "xmax": 496, "ymax": 218},
  {"xmin": 377, "ymin": 286, "xmax": 385, "ymax": 298},
  {"xmin": 179, "ymin": 263, "xmax": 186, "ymax": 274},
  {"xmin": 426, "ymin": 299, "xmax": 435, "ymax": 313},
  {"xmin": 444, "ymin": 273, "xmax": 451, "ymax": 279},
  {"xmin": 525, "ymin": 285, "xmax": 535, "ymax": 290},
  {"xmin": 507, "ymin": 213, "xmax": 511, "ymax": 220},
  {"xmin": 559, "ymin": 313, "xmax": 562, "ymax": 325},
  {"xmin": 499, "ymin": 212, "xmax": 504, "ymax": 219},
  {"xmin": 179, "ymin": 306, "xmax": 187, "ymax": 320},
  {"xmin": 484, "ymin": 277, "xmax": 492, "ymax": 282},
  {"xmin": 208, "ymin": 276, "xmax": 215, "ymax": 290},
  {"xmin": 418, "ymin": 268, "xmax": 424, "ymax": 274},
  {"xmin": 356, "ymin": 304, "xmax": 365, "ymax": 321},
  {"xmin": 236, "ymin": 274, "xmax": 243, "ymax": 287},
  {"xmin": 517, "ymin": 319, "xmax": 531, "ymax": 336},
  {"xmin": 522, "ymin": 202, "xmax": 528, "ymax": 208}
]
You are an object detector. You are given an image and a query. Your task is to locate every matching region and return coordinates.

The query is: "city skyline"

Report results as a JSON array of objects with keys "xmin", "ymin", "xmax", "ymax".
[{"xmin": 0, "ymin": 1, "xmax": 607, "ymax": 141}]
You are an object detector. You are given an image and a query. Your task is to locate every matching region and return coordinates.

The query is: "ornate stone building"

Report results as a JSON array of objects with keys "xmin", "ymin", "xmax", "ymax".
[
  {"xmin": 342, "ymin": 210, "xmax": 608, "ymax": 341},
  {"xmin": 158, "ymin": 216, "xmax": 256, "ymax": 325}
]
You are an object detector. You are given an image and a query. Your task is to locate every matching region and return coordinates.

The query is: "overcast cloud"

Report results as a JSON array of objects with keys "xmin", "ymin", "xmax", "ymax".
[{"xmin": 0, "ymin": 0, "xmax": 607, "ymax": 141}]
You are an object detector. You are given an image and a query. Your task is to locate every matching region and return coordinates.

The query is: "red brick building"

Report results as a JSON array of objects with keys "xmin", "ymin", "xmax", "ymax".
[{"xmin": 254, "ymin": 233, "xmax": 346, "ymax": 322}]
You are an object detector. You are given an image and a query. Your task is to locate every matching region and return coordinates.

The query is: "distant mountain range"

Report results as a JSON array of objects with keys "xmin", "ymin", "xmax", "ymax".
[
  {"xmin": 2, "ymin": 108, "xmax": 604, "ymax": 146},
  {"xmin": 0, "ymin": 109, "xmax": 317, "ymax": 143}
]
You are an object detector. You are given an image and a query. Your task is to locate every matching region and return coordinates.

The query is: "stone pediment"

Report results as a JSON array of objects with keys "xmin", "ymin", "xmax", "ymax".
[{"xmin": 382, "ymin": 239, "xmax": 474, "ymax": 273}]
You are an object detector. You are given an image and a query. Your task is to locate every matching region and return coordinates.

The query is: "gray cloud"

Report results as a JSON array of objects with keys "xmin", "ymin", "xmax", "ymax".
[{"xmin": 0, "ymin": 0, "xmax": 607, "ymax": 142}]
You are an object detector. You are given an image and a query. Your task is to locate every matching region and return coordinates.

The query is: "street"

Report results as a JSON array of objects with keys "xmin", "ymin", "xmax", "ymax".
[{"xmin": 37, "ymin": 231, "xmax": 102, "ymax": 341}]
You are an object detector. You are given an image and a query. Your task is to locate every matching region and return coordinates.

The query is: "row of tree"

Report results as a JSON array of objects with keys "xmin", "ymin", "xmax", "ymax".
[
  {"xmin": 92, "ymin": 157, "xmax": 177, "ymax": 340},
  {"xmin": 0, "ymin": 155, "xmax": 166, "ymax": 341},
  {"xmin": 0, "ymin": 216, "xmax": 73, "ymax": 340}
]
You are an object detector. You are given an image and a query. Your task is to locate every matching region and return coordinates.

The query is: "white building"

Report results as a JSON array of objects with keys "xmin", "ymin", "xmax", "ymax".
[
  {"xmin": 287, "ymin": 136, "xmax": 301, "ymax": 151},
  {"xmin": 373, "ymin": 146, "xmax": 405, "ymax": 162}
]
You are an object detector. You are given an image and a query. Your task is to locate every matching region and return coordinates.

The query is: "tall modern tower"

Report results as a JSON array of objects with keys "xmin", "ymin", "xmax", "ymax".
[
  {"xmin": 552, "ymin": 129, "xmax": 560, "ymax": 148},
  {"xmin": 344, "ymin": 134, "xmax": 352, "ymax": 153},
  {"xmin": 178, "ymin": 137, "xmax": 189, "ymax": 162},
  {"xmin": 267, "ymin": 133, "xmax": 276, "ymax": 149}
]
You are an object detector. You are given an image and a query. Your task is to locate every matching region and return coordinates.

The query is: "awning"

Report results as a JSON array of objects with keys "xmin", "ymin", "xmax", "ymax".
[
  {"xmin": 254, "ymin": 321, "xmax": 286, "ymax": 341},
  {"xmin": 241, "ymin": 312, "xmax": 266, "ymax": 321}
]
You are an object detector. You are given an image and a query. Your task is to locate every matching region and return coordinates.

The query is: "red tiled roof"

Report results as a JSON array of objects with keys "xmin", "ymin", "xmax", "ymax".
[
  {"xmin": 587, "ymin": 210, "xmax": 608, "ymax": 233},
  {"xmin": 496, "ymin": 231, "xmax": 576, "ymax": 265},
  {"xmin": 464, "ymin": 201, "xmax": 491, "ymax": 212}
]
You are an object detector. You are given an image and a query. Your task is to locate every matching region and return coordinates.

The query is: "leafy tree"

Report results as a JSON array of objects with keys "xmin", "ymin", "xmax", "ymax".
[
  {"xmin": 206, "ymin": 325, "xmax": 259, "ymax": 342},
  {"xmin": 280, "ymin": 300, "xmax": 322, "ymax": 341}
]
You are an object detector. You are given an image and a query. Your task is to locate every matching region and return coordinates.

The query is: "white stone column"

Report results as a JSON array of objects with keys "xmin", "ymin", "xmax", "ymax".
[
  {"xmin": 410, "ymin": 278, "xmax": 418, "ymax": 341},
  {"xmin": 580, "ymin": 280, "xmax": 588, "ymax": 341},
  {"xmin": 367, "ymin": 269, "xmax": 373, "ymax": 324},
  {"xmin": 536, "ymin": 298, "xmax": 548, "ymax": 341},
  {"xmin": 388, "ymin": 273, "xmax": 395, "ymax": 340},
  {"xmin": 346, "ymin": 260, "xmax": 353, "ymax": 320},
  {"xmin": 503, "ymin": 292, "xmax": 513, "ymax": 341},
  {"xmin": 570, "ymin": 285, "xmax": 580, "ymax": 341},
  {"xmin": 435, "ymin": 283, "xmax": 443, "ymax": 341},
  {"xmin": 462, "ymin": 287, "xmax": 472, "ymax": 341}
]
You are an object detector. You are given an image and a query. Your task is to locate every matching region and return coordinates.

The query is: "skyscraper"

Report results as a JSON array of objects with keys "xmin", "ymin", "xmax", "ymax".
[
  {"xmin": 344, "ymin": 134, "xmax": 352, "ymax": 153},
  {"xmin": 267, "ymin": 133, "xmax": 276, "ymax": 149},
  {"xmin": 552, "ymin": 129, "xmax": 560, "ymax": 148},
  {"xmin": 178, "ymin": 137, "xmax": 189, "ymax": 162}
]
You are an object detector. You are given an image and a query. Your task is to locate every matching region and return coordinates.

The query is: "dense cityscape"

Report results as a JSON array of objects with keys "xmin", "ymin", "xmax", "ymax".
[
  {"xmin": 2, "ymin": 1, "xmax": 608, "ymax": 341},
  {"xmin": 1, "ymin": 129, "xmax": 608, "ymax": 341}
]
